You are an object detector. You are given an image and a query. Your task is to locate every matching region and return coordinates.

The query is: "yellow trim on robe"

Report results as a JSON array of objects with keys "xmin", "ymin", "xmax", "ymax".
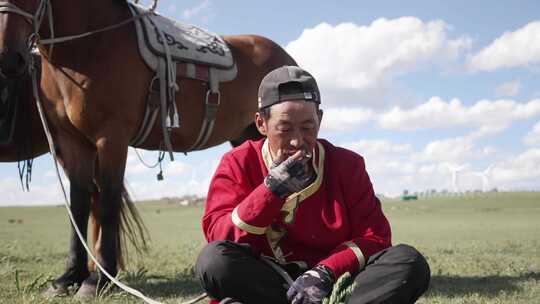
[
  {"xmin": 231, "ymin": 206, "xmax": 267, "ymax": 235},
  {"xmin": 262, "ymin": 139, "xmax": 326, "ymax": 261},
  {"xmin": 282, "ymin": 142, "xmax": 325, "ymax": 224},
  {"xmin": 261, "ymin": 139, "xmax": 273, "ymax": 170},
  {"xmin": 266, "ymin": 226, "xmax": 287, "ymax": 263},
  {"xmin": 343, "ymin": 241, "xmax": 366, "ymax": 269}
]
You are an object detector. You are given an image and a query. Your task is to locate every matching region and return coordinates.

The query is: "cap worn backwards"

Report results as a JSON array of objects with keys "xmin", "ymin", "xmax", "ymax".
[{"xmin": 258, "ymin": 66, "xmax": 320, "ymax": 109}]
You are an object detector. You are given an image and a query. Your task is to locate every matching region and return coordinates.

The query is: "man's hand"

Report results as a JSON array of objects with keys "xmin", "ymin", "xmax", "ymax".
[
  {"xmin": 264, "ymin": 150, "xmax": 312, "ymax": 198},
  {"xmin": 286, "ymin": 265, "xmax": 335, "ymax": 304}
]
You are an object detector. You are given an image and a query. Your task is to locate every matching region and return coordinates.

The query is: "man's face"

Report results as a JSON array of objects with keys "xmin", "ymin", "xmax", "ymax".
[{"xmin": 256, "ymin": 100, "xmax": 322, "ymax": 161}]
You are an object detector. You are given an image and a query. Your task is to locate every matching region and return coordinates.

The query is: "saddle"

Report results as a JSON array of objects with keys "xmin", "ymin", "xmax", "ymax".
[{"xmin": 127, "ymin": 3, "xmax": 238, "ymax": 156}]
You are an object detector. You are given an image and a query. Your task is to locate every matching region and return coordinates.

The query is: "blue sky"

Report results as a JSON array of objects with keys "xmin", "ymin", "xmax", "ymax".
[{"xmin": 1, "ymin": 0, "xmax": 540, "ymax": 205}]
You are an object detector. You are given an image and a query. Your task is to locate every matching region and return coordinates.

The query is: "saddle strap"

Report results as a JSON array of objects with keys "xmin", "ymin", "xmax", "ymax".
[
  {"xmin": 186, "ymin": 69, "xmax": 220, "ymax": 151},
  {"xmin": 130, "ymin": 65, "xmax": 222, "ymax": 153},
  {"xmin": 129, "ymin": 76, "xmax": 160, "ymax": 147},
  {"xmin": 153, "ymin": 14, "xmax": 179, "ymax": 162},
  {"xmin": 158, "ymin": 57, "xmax": 176, "ymax": 161}
]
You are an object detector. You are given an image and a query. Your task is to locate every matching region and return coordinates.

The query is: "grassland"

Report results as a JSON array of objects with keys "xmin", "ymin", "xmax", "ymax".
[{"xmin": 0, "ymin": 192, "xmax": 539, "ymax": 303}]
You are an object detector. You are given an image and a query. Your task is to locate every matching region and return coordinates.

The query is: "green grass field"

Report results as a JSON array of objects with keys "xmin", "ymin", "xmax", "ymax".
[{"xmin": 1, "ymin": 192, "xmax": 539, "ymax": 303}]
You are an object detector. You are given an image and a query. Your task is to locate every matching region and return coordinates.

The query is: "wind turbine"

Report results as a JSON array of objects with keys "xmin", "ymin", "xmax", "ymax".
[
  {"xmin": 448, "ymin": 164, "xmax": 468, "ymax": 193},
  {"xmin": 474, "ymin": 165, "xmax": 493, "ymax": 192}
]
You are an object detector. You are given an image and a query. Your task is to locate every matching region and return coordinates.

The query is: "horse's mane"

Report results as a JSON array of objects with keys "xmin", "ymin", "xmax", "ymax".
[
  {"xmin": 0, "ymin": 74, "xmax": 35, "ymax": 189},
  {"xmin": 0, "ymin": 78, "xmax": 24, "ymax": 145}
]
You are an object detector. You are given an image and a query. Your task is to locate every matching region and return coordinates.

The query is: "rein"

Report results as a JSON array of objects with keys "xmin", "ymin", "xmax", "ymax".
[
  {"xmin": 0, "ymin": 1, "xmax": 206, "ymax": 303},
  {"xmin": 15, "ymin": 78, "xmax": 34, "ymax": 191},
  {"xmin": 17, "ymin": 157, "xmax": 33, "ymax": 190},
  {"xmin": 0, "ymin": 0, "xmax": 151, "ymax": 58}
]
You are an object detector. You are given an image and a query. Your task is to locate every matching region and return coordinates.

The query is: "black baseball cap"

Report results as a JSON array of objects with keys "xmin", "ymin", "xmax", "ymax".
[{"xmin": 258, "ymin": 66, "xmax": 320, "ymax": 109}]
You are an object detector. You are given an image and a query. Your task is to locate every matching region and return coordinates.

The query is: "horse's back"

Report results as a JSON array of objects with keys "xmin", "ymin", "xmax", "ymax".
[{"xmin": 223, "ymin": 34, "xmax": 297, "ymax": 70}]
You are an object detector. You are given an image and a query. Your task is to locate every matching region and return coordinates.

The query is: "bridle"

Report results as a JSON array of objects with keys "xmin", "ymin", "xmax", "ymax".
[{"xmin": 0, "ymin": 0, "xmax": 54, "ymax": 58}]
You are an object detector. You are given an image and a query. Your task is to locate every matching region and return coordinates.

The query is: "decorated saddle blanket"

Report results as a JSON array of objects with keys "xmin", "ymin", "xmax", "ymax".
[{"xmin": 128, "ymin": 3, "xmax": 235, "ymax": 71}]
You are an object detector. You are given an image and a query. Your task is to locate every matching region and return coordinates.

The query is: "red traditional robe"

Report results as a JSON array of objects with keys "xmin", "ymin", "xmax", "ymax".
[{"xmin": 202, "ymin": 138, "xmax": 391, "ymax": 280}]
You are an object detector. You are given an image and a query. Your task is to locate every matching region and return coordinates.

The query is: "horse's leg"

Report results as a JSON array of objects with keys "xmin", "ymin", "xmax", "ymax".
[
  {"xmin": 44, "ymin": 137, "xmax": 96, "ymax": 296},
  {"xmin": 88, "ymin": 184, "xmax": 101, "ymax": 273},
  {"xmin": 77, "ymin": 136, "xmax": 128, "ymax": 297}
]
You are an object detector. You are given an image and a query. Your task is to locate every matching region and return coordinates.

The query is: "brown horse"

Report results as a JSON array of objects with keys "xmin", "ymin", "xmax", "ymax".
[
  {"xmin": 0, "ymin": 0, "xmax": 297, "ymax": 297},
  {"xmin": 0, "ymin": 53, "xmax": 140, "ymax": 283}
]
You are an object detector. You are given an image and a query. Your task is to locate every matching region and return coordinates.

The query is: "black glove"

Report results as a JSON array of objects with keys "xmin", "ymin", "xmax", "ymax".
[
  {"xmin": 264, "ymin": 152, "xmax": 312, "ymax": 198},
  {"xmin": 286, "ymin": 265, "xmax": 335, "ymax": 304}
]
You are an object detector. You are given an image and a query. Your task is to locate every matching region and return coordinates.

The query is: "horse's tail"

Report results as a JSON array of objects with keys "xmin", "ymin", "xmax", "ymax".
[{"xmin": 88, "ymin": 182, "xmax": 149, "ymax": 271}]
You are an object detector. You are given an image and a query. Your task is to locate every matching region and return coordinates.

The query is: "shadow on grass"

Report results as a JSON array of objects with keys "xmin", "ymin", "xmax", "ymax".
[
  {"xmin": 126, "ymin": 272, "xmax": 203, "ymax": 299},
  {"xmin": 428, "ymin": 272, "xmax": 540, "ymax": 297}
]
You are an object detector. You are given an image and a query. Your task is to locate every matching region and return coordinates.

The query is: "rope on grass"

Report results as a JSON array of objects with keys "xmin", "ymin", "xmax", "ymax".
[{"xmin": 323, "ymin": 272, "xmax": 358, "ymax": 304}]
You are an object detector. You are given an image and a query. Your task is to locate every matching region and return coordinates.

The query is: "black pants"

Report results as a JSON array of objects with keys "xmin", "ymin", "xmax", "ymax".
[{"xmin": 195, "ymin": 241, "xmax": 430, "ymax": 304}]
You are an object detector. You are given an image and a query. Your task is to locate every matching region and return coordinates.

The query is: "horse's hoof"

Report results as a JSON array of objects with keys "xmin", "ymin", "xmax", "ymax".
[
  {"xmin": 75, "ymin": 272, "xmax": 104, "ymax": 298},
  {"xmin": 42, "ymin": 283, "xmax": 69, "ymax": 298},
  {"xmin": 45, "ymin": 269, "xmax": 89, "ymax": 297},
  {"xmin": 74, "ymin": 281, "xmax": 97, "ymax": 298}
]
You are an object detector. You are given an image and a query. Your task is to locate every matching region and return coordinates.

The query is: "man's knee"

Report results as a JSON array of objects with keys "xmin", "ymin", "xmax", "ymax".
[
  {"xmin": 195, "ymin": 241, "xmax": 251, "ymax": 300},
  {"xmin": 196, "ymin": 241, "xmax": 246, "ymax": 280},
  {"xmin": 195, "ymin": 241, "xmax": 286, "ymax": 303},
  {"xmin": 388, "ymin": 244, "xmax": 431, "ymax": 290},
  {"xmin": 348, "ymin": 245, "xmax": 430, "ymax": 303}
]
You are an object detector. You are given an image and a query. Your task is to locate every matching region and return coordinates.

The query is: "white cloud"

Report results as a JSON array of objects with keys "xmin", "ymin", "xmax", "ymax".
[
  {"xmin": 378, "ymin": 97, "xmax": 540, "ymax": 131},
  {"xmin": 366, "ymin": 146, "xmax": 540, "ymax": 195},
  {"xmin": 342, "ymin": 139, "xmax": 412, "ymax": 157},
  {"xmin": 495, "ymin": 80, "xmax": 521, "ymax": 97},
  {"xmin": 164, "ymin": 161, "xmax": 190, "ymax": 177},
  {"xmin": 419, "ymin": 136, "xmax": 475, "ymax": 163},
  {"xmin": 492, "ymin": 148, "xmax": 540, "ymax": 188},
  {"xmin": 482, "ymin": 146, "xmax": 497, "ymax": 156},
  {"xmin": 524, "ymin": 121, "xmax": 540, "ymax": 146},
  {"xmin": 126, "ymin": 148, "xmax": 161, "ymax": 175},
  {"xmin": 45, "ymin": 170, "xmax": 56, "ymax": 178},
  {"xmin": 413, "ymin": 127, "xmax": 502, "ymax": 164},
  {"xmin": 126, "ymin": 162, "xmax": 152, "ymax": 175},
  {"xmin": 321, "ymin": 107, "xmax": 374, "ymax": 131},
  {"xmin": 286, "ymin": 17, "xmax": 471, "ymax": 98},
  {"xmin": 182, "ymin": 0, "xmax": 211, "ymax": 19},
  {"xmin": 346, "ymin": 137, "xmax": 539, "ymax": 195},
  {"xmin": 347, "ymin": 142, "xmax": 469, "ymax": 195},
  {"xmin": 339, "ymin": 139, "xmax": 419, "ymax": 195},
  {"xmin": 0, "ymin": 177, "xmax": 65, "ymax": 206},
  {"xmin": 469, "ymin": 21, "xmax": 540, "ymax": 71},
  {"xmin": 126, "ymin": 158, "xmax": 219, "ymax": 201}
]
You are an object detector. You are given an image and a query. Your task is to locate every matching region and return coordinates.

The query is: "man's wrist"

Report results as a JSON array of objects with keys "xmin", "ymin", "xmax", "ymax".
[
  {"xmin": 264, "ymin": 175, "xmax": 290, "ymax": 198},
  {"xmin": 314, "ymin": 264, "xmax": 336, "ymax": 283}
]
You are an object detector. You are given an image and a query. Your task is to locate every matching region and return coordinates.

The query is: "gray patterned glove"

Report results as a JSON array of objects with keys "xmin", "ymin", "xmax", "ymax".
[
  {"xmin": 286, "ymin": 265, "xmax": 335, "ymax": 304},
  {"xmin": 264, "ymin": 152, "xmax": 312, "ymax": 198}
]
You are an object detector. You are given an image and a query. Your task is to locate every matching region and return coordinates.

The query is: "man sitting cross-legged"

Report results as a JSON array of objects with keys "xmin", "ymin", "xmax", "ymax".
[{"xmin": 195, "ymin": 66, "xmax": 430, "ymax": 304}]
